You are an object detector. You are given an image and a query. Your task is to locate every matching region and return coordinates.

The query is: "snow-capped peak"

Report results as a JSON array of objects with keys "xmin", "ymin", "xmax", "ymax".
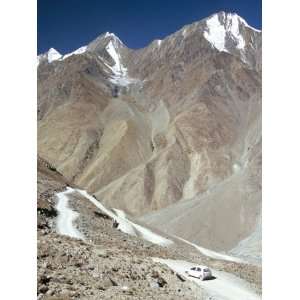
[
  {"xmin": 47, "ymin": 48, "xmax": 62, "ymax": 63},
  {"xmin": 104, "ymin": 31, "xmax": 115, "ymax": 38},
  {"xmin": 203, "ymin": 12, "xmax": 260, "ymax": 52},
  {"xmin": 37, "ymin": 47, "xmax": 62, "ymax": 67},
  {"xmin": 103, "ymin": 32, "xmax": 123, "ymax": 45}
]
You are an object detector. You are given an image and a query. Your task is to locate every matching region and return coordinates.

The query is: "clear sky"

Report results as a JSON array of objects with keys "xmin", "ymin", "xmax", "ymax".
[{"xmin": 38, "ymin": 0, "xmax": 261, "ymax": 55}]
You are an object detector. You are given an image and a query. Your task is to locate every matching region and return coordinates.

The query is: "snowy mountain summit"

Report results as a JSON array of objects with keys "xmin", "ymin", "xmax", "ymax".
[
  {"xmin": 38, "ymin": 12, "xmax": 260, "ymax": 70},
  {"xmin": 203, "ymin": 12, "xmax": 260, "ymax": 52}
]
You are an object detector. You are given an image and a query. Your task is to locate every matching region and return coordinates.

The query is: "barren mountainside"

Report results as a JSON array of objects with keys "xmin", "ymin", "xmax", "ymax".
[{"xmin": 38, "ymin": 11, "xmax": 261, "ymax": 261}]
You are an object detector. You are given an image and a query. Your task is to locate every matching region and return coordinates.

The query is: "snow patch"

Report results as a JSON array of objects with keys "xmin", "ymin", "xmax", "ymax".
[
  {"xmin": 55, "ymin": 187, "xmax": 84, "ymax": 240},
  {"xmin": 204, "ymin": 14, "xmax": 227, "ymax": 52},
  {"xmin": 203, "ymin": 13, "xmax": 248, "ymax": 52},
  {"xmin": 63, "ymin": 46, "xmax": 87, "ymax": 59},
  {"xmin": 104, "ymin": 32, "xmax": 122, "ymax": 42},
  {"xmin": 47, "ymin": 48, "xmax": 62, "ymax": 63},
  {"xmin": 104, "ymin": 32, "xmax": 113, "ymax": 38}
]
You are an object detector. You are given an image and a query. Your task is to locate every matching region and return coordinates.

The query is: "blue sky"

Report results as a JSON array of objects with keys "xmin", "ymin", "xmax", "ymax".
[{"xmin": 38, "ymin": 0, "xmax": 261, "ymax": 55}]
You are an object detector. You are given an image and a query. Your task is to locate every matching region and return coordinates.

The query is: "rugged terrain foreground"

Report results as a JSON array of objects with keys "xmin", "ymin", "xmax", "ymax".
[{"xmin": 38, "ymin": 156, "xmax": 261, "ymax": 299}]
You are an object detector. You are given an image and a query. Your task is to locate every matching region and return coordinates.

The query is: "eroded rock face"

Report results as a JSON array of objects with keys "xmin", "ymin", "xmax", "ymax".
[{"xmin": 38, "ymin": 12, "xmax": 261, "ymax": 255}]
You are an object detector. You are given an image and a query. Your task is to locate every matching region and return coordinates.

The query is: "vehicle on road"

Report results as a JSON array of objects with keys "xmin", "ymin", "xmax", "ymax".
[{"xmin": 185, "ymin": 266, "xmax": 212, "ymax": 280}]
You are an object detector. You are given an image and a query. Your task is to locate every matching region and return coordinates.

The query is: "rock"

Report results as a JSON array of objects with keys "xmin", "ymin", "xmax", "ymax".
[
  {"xmin": 74, "ymin": 262, "xmax": 83, "ymax": 268},
  {"xmin": 176, "ymin": 273, "xmax": 186, "ymax": 282},
  {"xmin": 151, "ymin": 270, "xmax": 159, "ymax": 278},
  {"xmin": 39, "ymin": 274, "xmax": 52, "ymax": 284},
  {"xmin": 98, "ymin": 277, "xmax": 115, "ymax": 290},
  {"xmin": 109, "ymin": 276, "xmax": 118, "ymax": 286},
  {"xmin": 157, "ymin": 276, "xmax": 167, "ymax": 287},
  {"xmin": 112, "ymin": 266, "xmax": 119, "ymax": 272},
  {"xmin": 39, "ymin": 284, "xmax": 49, "ymax": 294},
  {"xmin": 66, "ymin": 278, "xmax": 73, "ymax": 285},
  {"xmin": 94, "ymin": 248, "xmax": 109, "ymax": 258}
]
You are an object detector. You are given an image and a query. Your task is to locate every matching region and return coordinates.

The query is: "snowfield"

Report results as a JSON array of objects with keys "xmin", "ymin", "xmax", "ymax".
[
  {"xmin": 55, "ymin": 187, "xmax": 84, "ymax": 240},
  {"xmin": 153, "ymin": 258, "xmax": 260, "ymax": 300}
]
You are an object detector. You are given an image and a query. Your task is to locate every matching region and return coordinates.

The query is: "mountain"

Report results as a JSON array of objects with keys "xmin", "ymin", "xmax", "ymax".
[{"xmin": 37, "ymin": 11, "xmax": 261, "ymax": 263}]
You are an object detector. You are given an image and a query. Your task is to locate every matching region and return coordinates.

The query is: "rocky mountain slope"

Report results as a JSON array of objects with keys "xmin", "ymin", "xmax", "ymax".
[{"xmin": 38, "ymin": 11, "xmax": 261, "ymax": 262}]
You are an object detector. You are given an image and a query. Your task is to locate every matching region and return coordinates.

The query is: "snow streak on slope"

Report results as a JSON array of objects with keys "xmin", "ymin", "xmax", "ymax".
[
  {"xmin": 55, "ymin": 188, "xmax": 84, "ymax": 239},
  {"xmin": 76, "ymin": 189, "xmax": 173, "ymax": 246},
  {"xmin": 153, "ymin": 258, "xmax": 260, "ymax": 300},
  {"xmin": 105, "ymin": 41, "xmax": 127, "ymax": 75},
  {"xmin": 102, "ymin": 38, "xmax": 137, "ymax": 87}
]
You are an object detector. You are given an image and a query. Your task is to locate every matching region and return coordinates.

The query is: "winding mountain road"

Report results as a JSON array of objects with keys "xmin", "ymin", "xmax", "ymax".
[
  {"xmin": 55, "ymin": 187, "xmax": 84, "ymax": 240},
  {"xmin": 54, "ymin": 187, "xmax": 260, "ymax": 300}
]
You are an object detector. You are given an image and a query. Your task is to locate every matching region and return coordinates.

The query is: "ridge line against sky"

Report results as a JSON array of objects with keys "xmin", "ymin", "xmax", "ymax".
[{"xmin": 38, "ymin": 0, "xmax": 261, "ymax": 55}]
